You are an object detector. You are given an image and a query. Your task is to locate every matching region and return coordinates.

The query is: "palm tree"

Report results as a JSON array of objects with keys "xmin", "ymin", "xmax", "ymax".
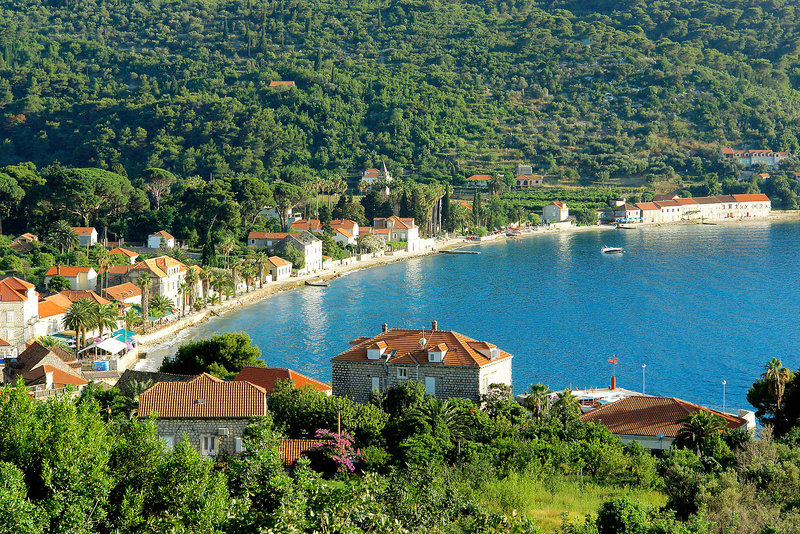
[
  {"xmin": 136, "ymin": 272, "xmax": 152, "ymax": 333},
  {"xmin": 94, "ymin": 302, "xmax": 119, "ymax": 337},
  {"xmin": 178, "ymin": 282, "xmax": 189, "ymax": 316},
  {"xmin": 95, "ymin": 247, "xmax": 111, "ymax": 294},
  {"xmin": 489, "ymin": 174, "xmax": 505, "ymax": 195},
  {"xmin": 761, "ymin": 357, "xmax": 793, "ymax": 412},
  {"xmin": 183, "ymin": 267, "xmax": 199, "ymax": 311},
  {"xmin": 675, "ymin": 410, "xmax": 728, "ymax": 455},
  {"xmin": 198, "ymin": 268, "xmax": 210, "ymax": 307},
  {"xmin": 149, "ymin": 295, "xmax": 176, "ymax": 316},
  {"xmin": 240, "ymin": 261, "xmax": 256, "ymax": 293},
  {"xmin": 63, "ymin": 298, "xmax": 96, "ymax": 357},
  {"xmin": 406, "ymin": 397, "xmax": 472, "ymax": 446},
  {"xmin": 522, "ymin": 383, "xmax": 553, "ymax": 420},
  {"xmin": 230, "ymin": 257, "xmax": 244, "ymax": 294},
  {"xmin": 254, "ymin": 252, "xmax": 269, "ymax": 287},
  {"xmin": 552, "ymin": 389, "xmax": 581, "ymax": 418},
  {"xmin": 218, "ymin": 236, "xmax": 237, "ymax": 269},
  {"xmin": 48, "ymin": 220, "xmax": 79, "ymax": 254},
  {"xmin": 40, "ymin": 336, "xmax": 70, "ymax": 352},
  {"xmin": 124, "ymin": 309, "xmax": 142, "ymax": 331}
]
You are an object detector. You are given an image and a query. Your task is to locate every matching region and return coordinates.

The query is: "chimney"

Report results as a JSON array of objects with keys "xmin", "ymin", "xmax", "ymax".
[
  {"xmin": 431, "ymin": 320, "xmax": 438, "ymax": 331},
  {"xmin": 381, "ymin": 323, "xmax": 388, "ymax": 333}
]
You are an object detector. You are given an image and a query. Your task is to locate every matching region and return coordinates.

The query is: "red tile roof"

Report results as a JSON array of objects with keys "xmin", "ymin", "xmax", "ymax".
[
  {"xmin": 279, "ymin": 439, "xmax": 317, "ymax": 466},
  {"xmin": 102, "ymin": 282, "xmax": 141, "ymax": 301},
  {"xmin": 38, "ymin": 300, "xmax": 67, "ymax": 318},
  {"xmin": 109, "ymin": 247, "xmax": 138, "ymax": 258},
  {"xmin": 233, "ymin": 366, "xmax": 332, "ymax": 393},
  {"xmin": 57, "ymin": 290, "xmax": 111, "ymax": 305},
  {"xmin": 23, "ymin": 364, "xmax": 88, "ymax": 387},
  {"xmin": 674, "ymin": 198, "xmax": 698, "ymax": 206},
  {"xmin": 150, "ymin": 230, "xmax": 174, "ymax": 240},
  {"xmin": 334, "ymin": 228, "xmax": 353, "ymax": 238},
  {"xmin": 549, "ymin": 201, "xmax": 566, "ymax": 209},
  {"xmin": 249, "ymin": 232, "xmax": 290, "ymax": 240},
  {"xmin": 269, "ymin": 80, "xmax": 296, "ymax": 87},
  {"xmin": 290, "ymin": 219, "xmax": 323, "ymax": 231},
  {"xmin": 72, "ymin": 227, "xmax": 96, "ymax": 236},
  {"xmin": 732, "ymin": 194, "xmax": 770, "ymax": 203},
  {"xmin": 138, "ymin": 373, "xmax": 268, "ymax": 418},
  {"xmin": 0, "ymin": 338, "xmax": 11, "ymax": 347},
  {"xmin": 45, "ymin": 266, "xmax": 93, "ymax": 277},
  {"xmin": 330, "ymin": 219, "xmax": 358, "ymax": 230},
  {"xmin": 0, "ymin": 277, "xmax": 34, "ymax": 302},
  {"xmin": 580, "ymin": 396, "xmax": 746, "ymax": 438},
  {"xmin": 44, "ymin": 293, "xmax": 73, "ymax": 309},
  {"xmin": 466, "ymin": 174, "xmax": 491, "ymax": 181},
  {"xmin": 268, "ymin": 256, "xmax": 291, "ymax": 267},
  {"xmin": 653, "ymin": 200, "xmax": 680, "ymax": 208},
  {"xmin": 635, "ymin": 202, "xmax": 659, "ymax": 211},
  {"xmin": 332, "ymin": 327, "xmax": 512, "ymax": 367},
  {"xmin": 652, "ymin": 194, "xmax": 678, "ymax": 201}
]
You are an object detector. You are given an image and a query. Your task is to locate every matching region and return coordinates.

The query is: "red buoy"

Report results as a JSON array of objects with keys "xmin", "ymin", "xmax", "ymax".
[{"xmin": 609, "ymin": 355, "xmax": 618, "ymax": 390}]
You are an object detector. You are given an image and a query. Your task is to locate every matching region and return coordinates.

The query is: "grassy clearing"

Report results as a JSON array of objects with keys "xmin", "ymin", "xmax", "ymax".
[{"xmin": 478, "ymin": 472, "xmax": 666, "ymax": 533}]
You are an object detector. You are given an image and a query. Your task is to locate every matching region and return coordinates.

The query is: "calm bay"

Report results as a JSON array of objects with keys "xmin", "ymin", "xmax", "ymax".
[{"xmin": 150, "ymin": 220, "xmax": 800, "ymax": 412}]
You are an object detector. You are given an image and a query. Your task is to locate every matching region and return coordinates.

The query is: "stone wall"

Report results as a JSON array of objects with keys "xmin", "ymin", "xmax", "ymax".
[
  {"xmin": 332, "ymin": 359, "xmax": 513, "ymax": 404},
  {"xmin": 152, "ymin": 417, "xmax": 252, "ymax": 455}
]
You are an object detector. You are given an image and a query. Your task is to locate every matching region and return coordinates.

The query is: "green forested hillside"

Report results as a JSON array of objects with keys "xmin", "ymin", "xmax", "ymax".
[{"xmin": 3, "ymin": 0, "xmax": 800, "ymax": 186}]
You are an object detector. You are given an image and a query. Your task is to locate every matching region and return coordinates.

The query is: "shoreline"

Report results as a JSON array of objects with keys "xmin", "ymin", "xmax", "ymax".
[{"xmin": 134, "ymin": 212, "xmax": 798, "ymax": 371}]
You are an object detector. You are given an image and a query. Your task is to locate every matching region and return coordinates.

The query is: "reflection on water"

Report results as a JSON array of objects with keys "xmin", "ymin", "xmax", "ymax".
[{"xmin": 143, "ymin": 221, "xmax": 800, "ymax": 411}]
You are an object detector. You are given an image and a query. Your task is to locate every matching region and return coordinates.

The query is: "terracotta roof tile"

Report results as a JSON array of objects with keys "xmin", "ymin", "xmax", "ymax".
[
  {"xmin": 72, "ymin": 227, "xmax": 96, "ymax": 236},
  {"xmin": 550, "ymin": 201, "xmax": 566, "ymax": 209},
  {"xmin": 635, "ymin": 202, "xmax": 659, "ymax": 211},
  {"xmin": 269, "ymin": 80, "xmax": 295, "ymax": 87},
  {"xmin": 38, "ymin": 300, "xmax": 67, "ymax": 318},
  {"xmin": 233, "ymin": 366, "xmax": 331, "ymax": 393},
  {"xmin": 268, "ymin": 256, "xmax": 291, "ymax": 268},
  {"xmin": 109, "ymin": 247, "xmax": 138, "ymax": 258},
  {"xmin": 330, "ymin": 219, "xmax": 357, "ymax": 230},
  {"xmin": 674, "ymin": 198, "xmax": 698, "ymax": 205},
  {"xmin": 290, "ymin": 219, "xmax": 323, "ymax": 231},
  {"xmin": 23, "ymin": 364, "xmax": 88, "ymax": 387},
  {"xmin": 249, "ymin": 232, "xmax": 290, "ymax": 240},
  {"xmin": 732, "ymin": 194, "xmax": 770, "ymax": 203},
  {"xmin": 279, "ymin": 439, "xmax": 317, "ymax": 466},
  {"xmin": 45, "ymin": 266, "xmax": 93, "ymax": 277},
  {"xmin": 137, "ymin": 373, "xmax": 268, "ymax": 418},
  {"xmin": 332, "ymin": 327, "xmax": 512, "ymax": 367},
  {"xmin": 102, "ymin": 283, "xmax": 142, "ymax": 301},
  {"xmin": 0, "ymin": 277, "xmax": 34, "ymax": 302},
  {"xmin": 653, "ymin": 200, "xmax": 680, "ymax": 208},
  {"xmin": 57, "ymin": 290, "xmax": 111, "ymax": 305},
  {"xmin": 150, "ymin": 230, "xmax": 174, "ymax": 240},
  {"xmin": 466, "ymin": 174, "xmax": 491, "ymax": 181},
  {"xmin": 580, "ymin": 396, "xmax": 746, "ymax": 438}
]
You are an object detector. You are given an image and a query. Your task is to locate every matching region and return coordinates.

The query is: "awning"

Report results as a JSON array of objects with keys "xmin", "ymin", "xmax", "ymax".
[
  {"xmin": 80, "ymin": 337, "xmax": 128, "ymax": 356},
  {"xmin": 112, "ymin": 329, "xmax": 138, "ymax": 341}
]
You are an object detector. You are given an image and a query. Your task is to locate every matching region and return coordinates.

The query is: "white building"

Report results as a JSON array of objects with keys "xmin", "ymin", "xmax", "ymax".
[
  {"xmin": 373, "ymin": 216, "xmax": 419, "ymax": 242},
  {"xmin": 45, "ymin": 266, "xmax": 98, "ymax": 291},
  {"xmin": 148, "ymin": 230, "xmax": 175, "ymax": 249},
  {"xmin": 0, "ymin": 277, "xmax": 39, "ymax": 350},
  {"xmin": 635, "ymin": 202, "xmax": 660, "ymax": 223},
  {"xmin": 542, "ymin": 201, "xmax": 569, "ymax": 223},
  {"xmin": 279, "ymin": 232, "xmax": 323, "ymax": 273},
  {"xmin": 34, "ymin": 301, "xmax": 69, "ymax": 338},
  {"xmin": 109, "ymin": 256, "xmax": 188, "ymax": 308},
  {"xmin": 465, "ymin": 174, "xmax": 491, "ymax": 188},
  {"xmin": 72, "ymin": 227, "xmax": 98, "ymax": 247},
  {"xmin": 109, "ymin": 247, "xmax": 139, "ymax": 265},
  {"xmin": 721, "ymin": 148, "xmax": 789, "ymax": 169},
  {"xmin": 267, "ymin": 256, "xmax": 292, "ymax": 281},
  {"xmin": 248, "ymin": 232, "xmax": 290, "ymax": 249},
  {"xmin": 332, "ymin": 228, "xmax": 357, "ymax": 247},
  {"xmin": 516, "ymin": 175, "xmax": 543, "ymax": 188}
]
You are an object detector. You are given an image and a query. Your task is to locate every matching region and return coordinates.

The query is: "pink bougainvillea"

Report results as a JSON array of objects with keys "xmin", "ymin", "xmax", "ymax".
[{"xmin": 309, "ymin": 429, "xmax": 362, "ymax": 474}]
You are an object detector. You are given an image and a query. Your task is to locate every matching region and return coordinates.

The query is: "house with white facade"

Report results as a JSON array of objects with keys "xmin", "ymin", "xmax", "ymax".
[
  {"xmin": 148, "ymin": 230, "xmax": 175, "ymax": 249},
  {"xmin": 102, "ymin": 282, "xmax": 142, "ymax": 307},
  {"xmin": 515, "ymin": 175, "xmax": 544, "ymax": 188},
  {"xmin": 267, "ymin": 256, "xmax": 292, "ymax": 281},
  {"xmin": 278, "ymin": 231, "xmax": 323, "ymax": 273},
  {"xmin": 373, "ymin": 216, "xmax": 419, "ymax": 242},
  {"xmin": 109, "ymin": 256, "xmax": 188, "ymax": 308},
  {"xmin": 34, "ymin": 301, "xmax": 69, "ymax": 338},
  {"xmin": 0, "ymin": 277, "xmax": 38, "ymax": 350},
  {"xmin": 330, "ymin": 219, "xmax": 359, "ymax": 238},
  {"xmin": 542, "ymin": 201, "xmax": 569, "ymax": 223},
  {"xmin": 72, "ymin": 227, "xmax": 98, "ymax": 247},
  {"xmin": 109, "ymin": 247, "xmax": 139, "ymax": 265},
  {"xmin": 362, "ymin": 162, "xmax": 393, "ymax": 186},
  {"xmin": 331, "ymin": 321, "xmax": 513, "ymax": 404},
  {"xmin": 465, "ymin": 174, "xmax": 491, "ymax": 188},
  {"xmin": 260, "ymin": 206, "xmax": 302, "ymax": 226},
  {"xmin": 45, "ymin": 266, "xmax": 98, "ymax": 291},
  {"xmin": 289, "ymin": 219, "xmax": 324, "ymax": 234},
  {"xmin": 653, "ymin": 200, "xmax": 682, "ymax": 223},
  {"xmin": 732, "ymin": 194, "xmax": 771, "ymax": 217},
  {"xmin": 635, "ymin": 202, "xmax": 660, "ymax": 223},
  {"xmin": 332, "ymin": 228, "xmax": 357, "ymax": 247}
]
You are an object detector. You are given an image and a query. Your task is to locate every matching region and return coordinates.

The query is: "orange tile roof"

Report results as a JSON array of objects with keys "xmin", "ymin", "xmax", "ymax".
[
  {"xmin": 0, "ymin": 277, "xmax": 34, "ymax": 302},
  {"xmin": 732, "ymin": 194, "xmax": 770, "ymax": 203},
  {"xmin": 635, "ymin": 202, "xmax": 659, "ymax": 211},
  {"xmin": 279, "ymin": 439, "xmax": 317, "ymax": 466},
  {"xmin": 652, "ymin": 193, "xmax": 678, "ymax": 201},
  {"xmin": 290, "ymin": 219, "xmax": 322, "ymax": 231},
  {"xmin": 692, "ymin": 196, "xmax": 723, "ymax": 204},
  {"xmin": 38, "ymin": 300, "xmax": 67, "ymax": 318},
  {"xmin": 653, "ymin": 200, "xmax": 680, "ymax": 208},
  {"xmin": 131, "ymin": 256, "xmax": 187, "ymax": 278},
  {"xmin": 330, "ymin": 219, "xmax": 358, "ymax": 230},
  {"xmin": 581, "ymin": 396, "xmax": 746, "ymax": 438},
  {"xmin": 334, "ymin": 228, "xmax": 353, "ymax": 238},
  {"xmin": 23, "ymin": 364, "xmax": 88, "ymax": 387},
  {"xmin": 150, "ymin": 230, "xmax": 174, "ymax": 240},
  {"xmin": 269, "ymin": 80, "xmax": 296, "ymax": 87},
  {"xmin": 466, "ymin": 174, "xmax": 491, "ymax": 181},
  {"xmin": 674, "ymin": 198, "xmax": 698, "ymax": 206},
  {"xmin": 72, "ymin": 227, "xmax": 96, "ymax": 236},
  {"xmin": 57, "ymin": 290, "xmax": 111, "ymax": 305},
  {"xmin": 102, "ymin": 282, "xmax": 142, "ymax": 301},
  {"xmin": 249, "ymin": 232, "xmax": 290, "ymax": 240},
  {"xmin": 137, "ymin": 373, "xmax": 268, "ymax": 418},
  {"xmin": 332, "ymin": 327, "xmax": 512, "ymax": 367},
  {"xmin": 45, "ymin": 266, "xmax": 93, "ymax": 277},
  {"xmin": 268, "ymin": 256, "xmax": 291, "ymax": 267},
  {"xmin": 0, "ymin": 338, "xmax": 11, "ymax": 347},
  {"xmin": 44, "ymin": 293, "xmax": 73, "ymax": 309},
  {"xmin": 109, "ymin": 247, "xmax": 138, "ymax": 258},
  {"xmin": 549, "ymin": 201, "xmax": 566, "ymax": 209},
  {"xmin": 233, "ymin": 366, "xmax": 332, "ymax": 393}
]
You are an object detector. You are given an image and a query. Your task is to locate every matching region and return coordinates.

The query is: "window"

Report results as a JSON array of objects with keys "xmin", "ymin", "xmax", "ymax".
[
  {"xmin": 425, "ymin": 377, "xmax": 436, "ymax": 395},
  {"xmin": 397, "ymin": 368, "xmax": 408, "ymax": 380},
  {"xmin": 372, "ymin": 377, "xmax": 381, "ymax": 391},
  {"xmin": 5, "ymin": 311, "xmax": 13, "ymax": 322},
  {"xmin": 201, "ymin": 435, "xmax": 218, "ymax": 456},
  {"xmin": 160, "ymin": 436, "xmax": 174, "ymax": 450}
]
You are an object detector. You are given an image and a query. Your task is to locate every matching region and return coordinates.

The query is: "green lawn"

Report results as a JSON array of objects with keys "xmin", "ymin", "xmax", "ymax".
[{"xmin": 478, "ymin": 473, "xmax": 666, "ymax": 533}]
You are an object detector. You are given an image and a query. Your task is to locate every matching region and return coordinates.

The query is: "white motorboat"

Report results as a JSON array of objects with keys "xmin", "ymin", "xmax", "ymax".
[{"xmin": 601, "ymin": 245, "xmax": 624, "ymax": 254}]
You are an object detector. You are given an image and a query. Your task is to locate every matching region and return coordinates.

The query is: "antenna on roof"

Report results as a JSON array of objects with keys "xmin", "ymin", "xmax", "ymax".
[{"xmin": 419, "ymin": 328, "xmax": 427, "ymax": 348}]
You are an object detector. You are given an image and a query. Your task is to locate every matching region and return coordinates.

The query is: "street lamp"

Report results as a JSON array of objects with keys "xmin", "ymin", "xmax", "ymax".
[
  {"xmin": 642, "ymin": 364, "xmax": 646, "ymax": 395},
  {"xmin": 722, "ymin": 380, "xmax": 727, "ymax": 414}
]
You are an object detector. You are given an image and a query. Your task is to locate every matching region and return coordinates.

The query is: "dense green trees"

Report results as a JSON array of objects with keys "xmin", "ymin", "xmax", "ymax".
[{"xmin": 159, "ymin": 332, "xmax": 264, "ymax": 379}]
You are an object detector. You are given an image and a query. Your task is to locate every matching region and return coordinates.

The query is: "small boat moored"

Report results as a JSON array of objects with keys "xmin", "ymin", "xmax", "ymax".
[
  {"xmin": 305, "ymin": 280, "xmax": 329, "ymax": 287},
  {"xmin": 601, "ymin": 245, "xmax": 624, "ymax": 254}
]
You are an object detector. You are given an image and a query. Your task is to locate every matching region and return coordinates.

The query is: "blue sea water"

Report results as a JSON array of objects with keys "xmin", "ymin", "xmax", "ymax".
[{"xmin": 157, "ymin": 220, "xmax": 800, "ymax": 412}]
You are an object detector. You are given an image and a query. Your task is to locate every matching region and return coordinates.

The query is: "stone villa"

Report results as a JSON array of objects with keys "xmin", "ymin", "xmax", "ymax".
[{"xmin": 331, "ymin": 321, "xmax": 513, "ymax": 403}]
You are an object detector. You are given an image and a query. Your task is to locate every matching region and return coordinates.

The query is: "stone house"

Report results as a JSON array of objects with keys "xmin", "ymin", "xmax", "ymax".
[
  {"xmin": 109, "ymin": 256, "xmax": 188, "ymax": 308},
  {"xmin": 102, "ymin": 282, "xmax": 142, "ymax": 307},
  {"xmin": 373, "ymin": 216, "xmax": 419, "ymax": 242},
  {"xmin": 45, "ymin": 266, "xmax": 98, "ymax": 291},
  {"xmin": 331, "ymin": 219, "xmax": 359, "ymax": 238},
  {"xmin": 721, "ymin": 148, "xmax": 789, "ymax": 169},
  {"xmin": 10, "ymin": 233, "xmax": 37, "ymax": 253},
  {"xmin": 278, "ymin": 231, "xmax": 323, "ymax": 272},
  {"xmin": 267, "ymin": 256, "xmax": 292, "ymax": 281},
  {"xmin": 635, "ymin": 202, "xmax": 660, "ymax": 223},
  {"xmin": 331, "ymin": 321, "xmax": 513, "ymax": 404},
  {"xmin": 289, "ymin": 219, "xmax": 324, "ymax": 234},
  {"xmin": 515, "ymin": 175, "xmax": 544, "ymax": 188},
  {"xmin": 542, "ymin": 201, "xmax": 569, "ymax": 223},
  {"xmin": 72, "ymin": 227, "xmax": 97, "ymax": 247},
  {"xmin": 0, "ymin": 276, "xmax": 38, "ymax": 349},
  {"xmin": 137, "ymin": 373, "xmax": 268, "ymax": 456},
  {"xmin": 4, "ymin": 341, "xmax": 86, "ymax": 390},
  {"xmin": 247, "ymin": 232, "xmax": 290, "ymax": 249},
  {"xmin": 233, "ymin": 365, "xmax": 332, "ymax": 395}
]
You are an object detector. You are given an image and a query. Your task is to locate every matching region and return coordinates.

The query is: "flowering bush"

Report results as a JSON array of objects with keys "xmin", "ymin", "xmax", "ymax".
[{"xmin": 304, "ymin": 429, "xmax": 363, "ymax": 476}]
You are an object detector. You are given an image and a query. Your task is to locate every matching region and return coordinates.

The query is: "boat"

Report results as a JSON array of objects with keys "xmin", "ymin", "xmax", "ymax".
[
  {"xmin": 305, "ymin": 280, "xmax": 329, "ymax": 287},
  {"xmin": 601, "ymin": 245, "xmax": 624, "ymax": 254},
  {"xmin": 442, "ymin": 249, "xmax": 480, "ymax": 255}
]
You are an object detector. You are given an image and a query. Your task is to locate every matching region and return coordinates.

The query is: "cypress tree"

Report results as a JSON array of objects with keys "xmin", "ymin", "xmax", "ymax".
[{"xmin": 441, "ymin": 188, "xmax": 452, "ymax": 232}]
